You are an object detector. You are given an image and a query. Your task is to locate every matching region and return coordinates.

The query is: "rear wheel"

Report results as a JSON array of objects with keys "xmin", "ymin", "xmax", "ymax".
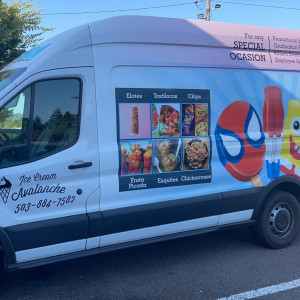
[{"xmin": 252, "ymin": 190, "xmax": 300, "ymax": 248}]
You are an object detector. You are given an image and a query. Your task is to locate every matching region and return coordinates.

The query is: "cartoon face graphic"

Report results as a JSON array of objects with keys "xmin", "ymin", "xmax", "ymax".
[
  {"xmin": 280, "ymin": 100, "xmax": 300, "ymax": 177},
  {"xmin": 215, "ymin": 101, "xmax": 265, "ymax": 185}
]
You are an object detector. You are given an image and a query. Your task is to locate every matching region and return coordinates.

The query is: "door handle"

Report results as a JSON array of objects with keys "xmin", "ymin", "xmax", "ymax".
[{"xmin": 68, "ymin": 162, "xmax": 93, "ymax": 169}]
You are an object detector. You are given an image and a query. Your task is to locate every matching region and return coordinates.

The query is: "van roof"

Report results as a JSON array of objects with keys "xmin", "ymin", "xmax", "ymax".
[
  {"xmin": 3, "ymin": 15, "xmax": 300, "ymax": 84},
  {"xmin": 89, "ymin": 15, "xmax": 299, "ymax": 50}
]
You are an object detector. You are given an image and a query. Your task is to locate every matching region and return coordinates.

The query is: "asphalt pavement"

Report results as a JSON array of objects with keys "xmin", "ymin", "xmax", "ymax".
[{"xmin": 1, "ymin": 226, "xmax": 300, "ymax": 299}]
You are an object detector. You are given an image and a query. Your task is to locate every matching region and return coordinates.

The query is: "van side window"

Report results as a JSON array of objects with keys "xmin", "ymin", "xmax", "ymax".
[
  {"xmin": 0, "ymin": 78, "xmax": 81, "ymax": 168},
  {"xmin": 0, "ymin": 87, "xmax": 30, "ymax": 167},
  {"xmin": 30, "ymin": 79, "xmax": 80, "ymax": 158}
]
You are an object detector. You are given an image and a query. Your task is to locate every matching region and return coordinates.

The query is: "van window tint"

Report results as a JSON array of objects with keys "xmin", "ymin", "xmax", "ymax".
[
  {"xmin": 0, "ymin": 87, "xmax": 30, "ymax": 166},
  {"xmin": 0, "ymin": 68, "xmax": 27, "ymax": 93},
  {"xmin": 30, "ymin": 79, "xmax": 80, "ymax": 158}
]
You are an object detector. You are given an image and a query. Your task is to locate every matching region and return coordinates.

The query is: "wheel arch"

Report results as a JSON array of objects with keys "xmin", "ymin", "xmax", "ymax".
[
  {"xmin": 0, "ymin": 227, "xmax": 16, "ymax": 269},
  {"xmin": 252, "ymin": 175, "xmax": 300, "ymax": 220}
]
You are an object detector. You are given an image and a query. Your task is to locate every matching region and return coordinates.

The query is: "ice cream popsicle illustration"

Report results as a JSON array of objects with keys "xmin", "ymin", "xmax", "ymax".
[
  {"xmin": 263, "ymin": 86, "xmax": 284, "ymax": 180},
  {"xmin": 215, "ymin": 101, "xmax": 266, "ymax": 187}
]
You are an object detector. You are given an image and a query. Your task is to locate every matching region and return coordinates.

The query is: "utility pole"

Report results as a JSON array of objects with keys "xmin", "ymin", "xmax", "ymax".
[
  {"xmin": 206, "ymin": 0, "xmax": 211, "ymax": 21},
  {"xmin": 195, "ymin": 1, "xmax": 221, "ymax": 21}
]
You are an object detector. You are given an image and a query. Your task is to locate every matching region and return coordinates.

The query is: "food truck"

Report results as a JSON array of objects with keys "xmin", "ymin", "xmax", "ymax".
[{"xmin": 0, "ymin": 15, "xmax": 300, "ymax": 271}]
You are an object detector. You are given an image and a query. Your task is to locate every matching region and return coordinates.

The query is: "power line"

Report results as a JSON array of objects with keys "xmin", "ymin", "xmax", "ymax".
[
  {"xmin": 217, "ymin": 1, "xmax": 300, "ymax": 11},
  {"xmin": 239, "ymin": 0, "xmax": 300, "ymax": 2},
  {"xmin": 39, "ymin": 0, "xmax": 300, "ymax": 17},
  {"xmin": 41, "ymin": 2, "xmax": 195, "ymax": 16}
]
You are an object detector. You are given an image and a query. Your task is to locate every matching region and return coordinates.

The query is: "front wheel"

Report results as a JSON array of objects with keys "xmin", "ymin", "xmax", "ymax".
[{"xmin": 252, "ymin": 190, "xmax": 300, "ymax": 249}]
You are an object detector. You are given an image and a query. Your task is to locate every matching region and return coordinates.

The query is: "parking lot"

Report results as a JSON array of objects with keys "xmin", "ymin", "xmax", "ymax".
[{"xmin": 0, "ymin": 226, "xmax": 300, "ymax": 299}]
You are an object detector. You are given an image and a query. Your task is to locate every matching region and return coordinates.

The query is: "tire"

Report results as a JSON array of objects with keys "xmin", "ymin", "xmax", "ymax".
[
  {"xmin": 252, "ymin": 190, "xmax": 300, "ymax": 249},
  {"xmin": 0, "ymin": 252, "xmax": 5, "ymax": 275}
]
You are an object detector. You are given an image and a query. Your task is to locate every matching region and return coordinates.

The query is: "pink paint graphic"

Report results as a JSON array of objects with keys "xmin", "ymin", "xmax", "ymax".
[{"xmin": 119, "ymin": 103, "xmax": 151, "ymax": 139}]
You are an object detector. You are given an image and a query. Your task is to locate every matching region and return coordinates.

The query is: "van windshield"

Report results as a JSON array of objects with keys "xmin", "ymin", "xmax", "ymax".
[{"xmin": 0, "ymin": 68, "xmax": 27, "ymax": 93}]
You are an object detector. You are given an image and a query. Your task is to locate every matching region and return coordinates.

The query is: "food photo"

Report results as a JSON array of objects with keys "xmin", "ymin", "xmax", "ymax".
[
  {"xmin": 183, "ymin": 138, "xmax": 209, "ymax": 170},
  {"xmin": 152, "ymin": 103, "xmax": 180, "ymax": 137},
  {"xmin": 153, "ymin": 139, "xmax": 182, "ymax": 173},
  {"xmin": 121, "ymin": 141, "xmax": 153, "ymax": 175},
  {"xmin": 119, "ymin": 103, "xmax": 151, "ymax": 139}
]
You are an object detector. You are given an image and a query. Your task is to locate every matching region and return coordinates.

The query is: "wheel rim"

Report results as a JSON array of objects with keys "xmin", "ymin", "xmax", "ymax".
[{"xmin": 269, "ymin": 203, "xmax": 293, "ymax": 236}]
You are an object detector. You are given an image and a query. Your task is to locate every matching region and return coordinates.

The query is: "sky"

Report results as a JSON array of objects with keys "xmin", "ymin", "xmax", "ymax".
[{"xmin": 5, "ymin": 0, "xmax": 300, "ymax": 43}]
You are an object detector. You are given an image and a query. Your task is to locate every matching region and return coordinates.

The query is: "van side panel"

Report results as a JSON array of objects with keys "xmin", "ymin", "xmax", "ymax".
[{"xmin": 94, "ymin": 39, "xmax": 300, "ymax": 245}]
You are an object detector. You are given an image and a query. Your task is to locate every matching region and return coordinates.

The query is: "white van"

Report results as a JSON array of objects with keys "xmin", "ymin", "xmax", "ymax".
[{"xmin": 0, "ymin": 16, "xmax": 300, "ymax": 271}]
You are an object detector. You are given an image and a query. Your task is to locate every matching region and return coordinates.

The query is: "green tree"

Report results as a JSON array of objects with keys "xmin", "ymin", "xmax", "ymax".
[
  {"xmin": 0, "ymin": 0, "xmax": 52, "ymax": 69},
  {"xmin": 0, "ymin": 108, "xmax": 13, "ymax": 127},
  {"xmin": 32, "ymin": 115, "xmax": 44, "ymax": 139}
]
